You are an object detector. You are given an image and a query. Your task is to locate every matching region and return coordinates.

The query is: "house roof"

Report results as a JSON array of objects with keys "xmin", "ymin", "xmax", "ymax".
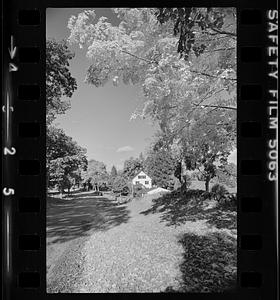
[{"xmin": 132, "ymin": 170, "xmax": 151, "ymax": 180}]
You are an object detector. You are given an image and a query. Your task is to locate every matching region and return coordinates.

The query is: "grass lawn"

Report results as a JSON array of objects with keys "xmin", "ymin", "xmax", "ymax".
[
  {"xmin": 141, "ymin": 192, "xmax": 237, "ymax": 292},
  {"xmin": 47, "ymin": 189, "xmax": 237, "ymax": 293}
]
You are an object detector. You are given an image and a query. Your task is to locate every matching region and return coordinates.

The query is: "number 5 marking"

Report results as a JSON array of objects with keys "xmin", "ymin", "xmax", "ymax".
[
  {"xmin": 3, "ymin": 188, "xmax": 15, "ymax": 196},
  {"xmin": 4, "ymin": 147, "xmax": 16, "ymax": 155}
]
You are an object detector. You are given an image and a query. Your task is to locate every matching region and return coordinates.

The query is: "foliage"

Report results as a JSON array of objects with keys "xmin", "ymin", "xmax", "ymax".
[
  {"xmin": 67, "ymin": 8, "xmax": 236, "ymax": 190},
  {"xmin": 112, "ymin": 175, "xmax": 129, "ymax": 194},
  {"xmin": 133, "ymin": 183, "xmax": 147, "ymax": 198},
  {"xmin": 141, "ymin": 189, "xmax": 236, "ymax": 229},
  {"xmin": 46, "ymin": 39, "xmax": 77, "ymax": 125},
  {"xmin": 155, "ymin": 8, "xmax": 236, "ymax": 60},
  {"xmin": 164, "ymin": 232, "xmax": 237, "ymax": 292},
  {"xmin": 139, "ymin": 152, "xmax": 145, "ymax": 164},
  {"xmin": 48, "ymin": 154, "xmax": 87, "ymax": 193},
  {"xmin": 46, "ymin": 126, "xmax": 85, "ymax": 163},
  {"xmin": 144, "ymin": 149, "xmax": 176, "ymax": 189},
  {"xmin": 47, "ymin": 126, "xmax": 87, "ymax": 192},
  {"xmin": 215, "ymin": 162, "xmax": 237, "ymax": 188},
  {"xmin": 217, "ymin": 193, "xmax": 237, "ymax": 210},
  {"xmin": 83, "ymin": 159, "xmax": 109, "ymax": 189},
  {"xmin": 110, "ymin": 165, "xmax": 118, "ymax": 177},
  {"xmin": 211, "ymin": 183, "xmax": 228, "ymax": 201},
  {"xmin": 123, "ymin": 157, "xmax": 144, "ymax": 179}
]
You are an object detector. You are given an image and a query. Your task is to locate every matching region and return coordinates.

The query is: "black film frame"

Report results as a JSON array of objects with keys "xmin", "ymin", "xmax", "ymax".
[{"xmin": 2, "ymin": 0, "xmax": 278, "ymax": 299}]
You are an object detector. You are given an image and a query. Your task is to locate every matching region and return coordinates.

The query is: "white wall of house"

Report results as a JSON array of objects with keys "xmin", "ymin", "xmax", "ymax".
[{"xmin": 132, "ymin": 171, "xmax": 152, "ymax": 189}]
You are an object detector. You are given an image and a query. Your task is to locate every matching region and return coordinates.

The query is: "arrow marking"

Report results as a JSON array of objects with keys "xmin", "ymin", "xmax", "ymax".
[
  {"xmin": 9, "ymin": 63, "xmax": 18, "ymax": 72},
  {"xmin": 8, "ymin": 36, "xmax": 17, "ymax": 59}
]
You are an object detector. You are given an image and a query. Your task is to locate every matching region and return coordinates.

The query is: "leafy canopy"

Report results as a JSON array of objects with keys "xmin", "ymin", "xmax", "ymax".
[
  {"xmin": 144, "ymin": 149, "xmax": 176, "ymax": 189},
  {"xmin": 46, "ymin": 39, "xmax": 77, "ymax": 124},
  {"xmin": 47, "ymin": 126, "xmax": 87, "ymax": 191}
]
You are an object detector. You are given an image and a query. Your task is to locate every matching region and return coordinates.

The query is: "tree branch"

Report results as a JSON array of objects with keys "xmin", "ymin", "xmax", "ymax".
[
  {"xmin": 210, "ymin": 27, "xmax": 237, "ymax": 37},
  {"xmin": 203, "ymin": 47, "xmax": 235, "ymax": 53},
  {"xmin": 121, "ymin": 49, "xmax": 157, "ymax": 65},
  {"xmin": 193, "ymin": 103, "xmax": 237, "ymax": 110},
  {"xmin": 190, "ymin": 69, "xmax": 237, "ymax": 81}
]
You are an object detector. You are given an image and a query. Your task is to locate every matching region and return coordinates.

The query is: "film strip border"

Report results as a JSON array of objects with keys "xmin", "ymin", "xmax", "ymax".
[{"xmin": 2, "ymin": 2, "xmax": 278, "ymax": 300}]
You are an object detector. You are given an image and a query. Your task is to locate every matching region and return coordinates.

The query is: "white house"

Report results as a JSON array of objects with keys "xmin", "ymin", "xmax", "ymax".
[{"xmin": 132, "ymin": 171, "xmax": 152, "ymax": 189}]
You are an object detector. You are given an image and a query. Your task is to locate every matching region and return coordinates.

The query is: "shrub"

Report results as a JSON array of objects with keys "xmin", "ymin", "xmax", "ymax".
[
  {"xmin": 218, "ymin": 193, "xmax": 237, "ymax": 210},
  {"xmin": 133, "ymin": 183, "xmax": 147, "ymax": 198},
  {"xmin": 202, "ymin": 191, "xmax": 214, "ymax": 200},
  {"xmin": 112, "ymin": 175, "xmax": 129, "ymax": 194},
  {"xmin": 211, "ymin": 183, "xmax": 228, "ymax": 201},
  {"xmin": 121, "ymin": 186, "xmax": 130, "ymax": 196}
]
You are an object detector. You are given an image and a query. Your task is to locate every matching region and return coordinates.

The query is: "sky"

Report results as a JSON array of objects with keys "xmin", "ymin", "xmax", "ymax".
[
  {"xmin": 46, "ymin": 8, "xmax": 236, "ymax": 171},
  {"xmin": 46, "ymin": 8, "xmax": 157, "ymax": 171}
]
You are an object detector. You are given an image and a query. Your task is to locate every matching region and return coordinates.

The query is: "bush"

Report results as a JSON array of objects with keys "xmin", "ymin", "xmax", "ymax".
[
  {"xmin": 133, "ymin": 183, "xmax": 147, "ymax": 198},
  {"xmin": 92, "ymin": 191, "xmax": 103, "ymax": 196},
  {"xmin": 218, "ymin": 193, "xmax": 237, "ymax": 210},
  {"xmin": 211, "ymin": 184, "xmax": 228, "ymax": 201},
  {"xmin": 112, "ymin": 175, "xmax": 129, "ymax": 194},
  {"xmin": 202, "ymin": 191, "xmax": 214, "ymax": 200},
  {"xmin": 121, "ymin": 186, "xmax": 130, "ymax": 196}
]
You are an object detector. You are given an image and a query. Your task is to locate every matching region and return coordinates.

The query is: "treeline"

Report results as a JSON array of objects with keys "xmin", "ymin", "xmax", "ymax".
[
  {"xmin": 81, "ymin": 149, "xmax": 236, "ymax": 195},
  {"xmin": 46, "ymin": 39, "xmax": 87, "ymax": 195}
]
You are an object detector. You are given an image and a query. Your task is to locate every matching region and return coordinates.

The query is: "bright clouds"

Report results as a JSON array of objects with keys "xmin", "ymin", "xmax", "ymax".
[{"xmin": 116, "ymin": 145, "xmax": 134, "ymax": 152}]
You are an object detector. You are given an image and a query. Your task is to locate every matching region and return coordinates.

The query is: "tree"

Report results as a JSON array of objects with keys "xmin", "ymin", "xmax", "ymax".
[
  {"xmin": 123, "ymin": 157, "xmax": 143, "ymax": 180},
  {"xmin": 46, "ymin": 126, "xmax": 85, "ymax": 164},
  {"xmin": 144, "ymin": 149, "xmax": 176, "ymax": 189},
  {"xmin": 46, "ymin": 39, "xmax": 77, "ymax": 125},
  {"xmin": 112, "ymin": 175, "xmax": 129, "ymax": 194},
  {"xmin": 84, "ymin": 159, "xmax": 109, "ymax": 190},
  {"xmin": 49, "ymin": 154, "xmax": 87, "ymax": 194},
  {"xmin": 179, "ymin": 111, "xmax": 235, "ymax": 191},
  {"xmin": 215, "ymin": 162, "xmax": 237, "ymax": 188},
  {"xmin": 67, "ymin": 8, "xmax": 236, "ymax": 187},
  {"xmin": 155, "ymin": 8, "xmax": 236, "ymax": 60},
  {"xmin": 139, "ymin": 152, "xmax": 145, "ymax": 164},
  {"xmin": 47, "ymin": 126, "xmax": 87, "ymax": 193},
  {"xmin": 110, "ymin": 165, "xmax": 118, "ymax": 177}
]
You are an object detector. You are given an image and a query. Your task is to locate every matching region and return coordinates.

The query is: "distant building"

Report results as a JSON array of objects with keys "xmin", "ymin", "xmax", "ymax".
[{"xmin": 132, "ymin": 171, "xmax": 152, "ymax": 189}]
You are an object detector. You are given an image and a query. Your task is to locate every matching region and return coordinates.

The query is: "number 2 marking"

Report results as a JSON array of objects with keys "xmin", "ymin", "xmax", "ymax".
[{"xmin": 4, "ymin": 147, "xmax": 16, "ymax": 155}]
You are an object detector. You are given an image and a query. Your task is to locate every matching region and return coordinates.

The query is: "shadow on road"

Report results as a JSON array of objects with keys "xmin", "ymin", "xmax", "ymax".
[
  {"xmin": 140, "ymin": 192, "xmax": 236, "ymax": 230},
  {"xmin": 47, "ymin": 191, "xmax": 130, "ymax": 244},
  {"xmin": 162, "ymin": 232, "xmax": 237, "ymax": 293}
]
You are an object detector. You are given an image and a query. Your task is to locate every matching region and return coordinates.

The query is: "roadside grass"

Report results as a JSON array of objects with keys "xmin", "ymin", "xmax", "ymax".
[
  {"xmin": 141, "ymin": 190, "xmax": 237, "ymax": 292},
  {"xmin": 163, "ymin": 231, "xmax": 237, "ymax": 293},
  {"xmin": 141, "ymin": 191, "xmax": 237, "ymax": 231},
  {"xmin": 47, "ymin": 191, "xmax": 130, "ymax": 279}
]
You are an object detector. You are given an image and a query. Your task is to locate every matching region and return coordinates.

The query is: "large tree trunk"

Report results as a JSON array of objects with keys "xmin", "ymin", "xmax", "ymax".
[
  {"xmin": 180, "ymin": 158, "xmax": 188, "ymax": 193},
  {"xmin": 205, "ymin": 179, "xmax": 210, "ymax": 192},
  {"xmin": 59, "ymin": 185, "xmax": 64, "ymax": 198},
  {"xmin": 181, "ymin": 158, "xmax": 187, "ymax": 183}
]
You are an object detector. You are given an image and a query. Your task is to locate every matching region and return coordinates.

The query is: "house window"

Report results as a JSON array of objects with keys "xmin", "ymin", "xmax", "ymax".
[
  {"xmin": 145, "ymin": 181, "xmax": 149, "ymax": 185},
  {"xmin": 135, "ymin": 181, "xmax": 140, "ymax": 184},
  {"xmin": 138, "ymin": 175, "xmax": 146, "ymax": 179}
]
